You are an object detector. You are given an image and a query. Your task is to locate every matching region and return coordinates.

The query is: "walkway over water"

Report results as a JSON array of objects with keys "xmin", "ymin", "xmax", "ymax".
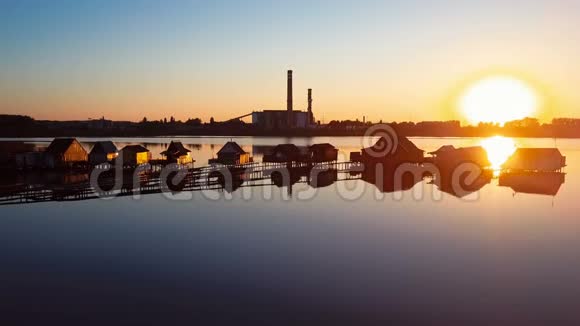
[{"xmin": 0, "ymin": 161, "xmax": 362, "ymax": 206}]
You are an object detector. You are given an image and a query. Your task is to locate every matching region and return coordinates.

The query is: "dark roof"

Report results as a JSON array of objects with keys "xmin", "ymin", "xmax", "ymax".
[
  {"xmin": 272, "ymin": 144, "xmax": 301, "ymax": 154},
  {"xmin": 0, "ymin": 141, "xmax": 36, "ymax": 154},
  {"xmin": 309, "ymin": 143, "xmax": 336, "ymax": 151},
  {"xmin": 364, "ymin": 136, "xmax": 423, "ymax": 155},
  {"xmin": 429, "ymin": 145, "xmax": 455, "ymax": 155},
  {"xmin": 161, "ymin": 141, "xmax": 191, "ymax": 156},
  {"xmin": 46, "ymin": 138, "xmax": 78, "ymax": 155},
  {"xmin": 218, "ymin": 142, "xmax": 246, "ymax": 155},
  {"xmin": 436, "ymin": 146, "xmax": 488, "ymax": 157},
  {"xmin": 503, "ymin": 148, "xmax": 565, "ymax": 170},
  {"xmin": 121, "ymin": 145, "xmax": 149, "ymax": 154},
  {"xmin": 507, "ymin": 148, "xmax": 563, "ymax": 159},
  {"xmin": 90, "ymin": 141, "xmax": 117, "ymax": 154},
  {"xmin": 398, "ymin": 136, "xmax": 423, "ymax": 153}
]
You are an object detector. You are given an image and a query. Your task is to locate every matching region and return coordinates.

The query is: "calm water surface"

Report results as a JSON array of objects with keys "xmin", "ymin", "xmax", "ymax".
[{"xmin": 1, "ymin": 136, "xmax": 579, "ymax": 324}]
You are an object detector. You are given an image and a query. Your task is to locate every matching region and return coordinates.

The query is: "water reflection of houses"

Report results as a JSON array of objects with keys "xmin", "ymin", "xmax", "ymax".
[
  {"xmin": 430, "ymin": 164, "xmax": 493, "ymax": 198},
  {"xmin": 308, "ymin": 167, "xmax": 338, "ymax": 188},
  {"xmin": 208, "ymin": 167, "xmax": 245, "ymax": 193},
  {"xmin": 499, "ymin": 172, "xmax": 565, "ymax": 196},
  {"xmin": 425, "ymin": 146, "xmax": 493, "ymax": 198},
  {"xmin": 499, "ymin": 148, "xmax": 566, "ymax": 197},
  {"xmin": 267, "ymin": 164, "xmax": 339, "ymax": 192},
  {"xmin": 361, "ymin": 163, "xmax": 424, "ymax": 193},
  {"xmin": 1, "ymin": 135, "xmax": 573, "ymax": 204},
  {"xmin": 270, "ymin": 169, "xmax": 302, "ymax": 188},
  {"xmin": 351, "ymin": 136, "xmax": 427, "ymax": 193}
]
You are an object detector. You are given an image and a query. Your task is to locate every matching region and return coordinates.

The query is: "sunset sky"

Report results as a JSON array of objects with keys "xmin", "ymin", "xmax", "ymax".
[{"xmin": 1, "ymin": 0, "xmax": 580, "ymax": 123}]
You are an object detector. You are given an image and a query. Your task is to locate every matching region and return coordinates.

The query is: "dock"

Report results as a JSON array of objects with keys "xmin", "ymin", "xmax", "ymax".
[{"xmin": 0, "ymin": 161, "xmax": 362, "ymax": 206}]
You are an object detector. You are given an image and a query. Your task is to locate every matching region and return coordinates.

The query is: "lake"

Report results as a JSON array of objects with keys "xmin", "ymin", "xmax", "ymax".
[{"xmin": 1, "ymin": 136, "xmax": 579, "ymax": 324}]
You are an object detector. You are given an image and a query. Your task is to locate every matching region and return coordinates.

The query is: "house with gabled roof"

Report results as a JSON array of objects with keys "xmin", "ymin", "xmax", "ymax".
[
  {"xmin": 161, "ymin": 141, "xmax": 193, "ymax": 165},
  {"xmin": 502, "ymin": 148, "xmax": 566, "ymax": 172},
  {"xmin": 353, "ymin": 136, "xmax": 424, "ymax": 166},
  {"xmin": 264, "ymin": 144, "xmax": 303, "ymax": 163},
  {"xmin": 89, "ymin": 141, "xmax": 118, "ymax": 165},
  {"xmin": 120, "ymin": 145, "xmax": 151, "ymax": 166},
  {"xmin": 45, "ymin": 138, "xmax": 88, "ymax": 168},
  {"xmin": 209, "ymin": 141, "xmax": 250, "ymax": 165},
  {"xmin": 429, "ymin": 145, "xmax": 491, "ymax": 169},
  {"xmin": 308, "ymin": 143, "xmax": 338, "ymax": 163}
]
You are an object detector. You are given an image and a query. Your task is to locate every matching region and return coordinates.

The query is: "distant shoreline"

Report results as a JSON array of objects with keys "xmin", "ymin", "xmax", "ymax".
[
  {"xmin": 2, "ymin": 132, "xmax": 580, "ymax": 140},
  {"xmin": 3, "ymin": 114, "xmax": 580, "ymax": 139}
]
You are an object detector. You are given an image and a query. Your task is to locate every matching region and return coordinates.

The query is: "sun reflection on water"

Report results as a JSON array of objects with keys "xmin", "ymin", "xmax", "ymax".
[{"xmin": 481, "ymin": 136, "xmax": 517, "ymax": 172}]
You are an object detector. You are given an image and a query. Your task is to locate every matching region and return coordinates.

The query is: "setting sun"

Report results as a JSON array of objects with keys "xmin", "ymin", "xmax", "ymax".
[
  {"xmin": 460, "ymin": 76, "xmax": 538, "ymax": 126},
  {"xmin": 481, "ymin": 136, "xmax": 517, "ymax": 171}
]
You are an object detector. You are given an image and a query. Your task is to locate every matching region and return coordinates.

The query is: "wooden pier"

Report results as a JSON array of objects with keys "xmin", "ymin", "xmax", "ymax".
[{"xmin": 0, "ymin": 161, "xmax": 363, "ymax": 206}]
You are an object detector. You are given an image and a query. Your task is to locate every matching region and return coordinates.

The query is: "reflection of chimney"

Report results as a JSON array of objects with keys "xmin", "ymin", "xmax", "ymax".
[
  {"xmin": 287, "ymin": 70, "xmax": 293, "ymax": 128},
  {"xmin": 307, "ymin": 89, "xmax": 313, "ymax": 125}
]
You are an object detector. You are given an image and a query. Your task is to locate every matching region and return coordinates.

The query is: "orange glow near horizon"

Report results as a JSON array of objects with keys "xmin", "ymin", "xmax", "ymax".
[
  {"xmin": 481, "ymin": 136, "xmax": 517, "ymax": 171},
  {"xmin": 460, "ymin": 76, "xmax": 539, "ymax": 126}
]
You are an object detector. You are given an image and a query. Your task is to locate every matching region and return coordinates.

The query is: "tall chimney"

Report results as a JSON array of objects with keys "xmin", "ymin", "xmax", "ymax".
[
  {"xmin": 307, "ymin": 89, "xmax": 313, "ymax": 125},
  {"xmin": 287, "ymin": 70, "xmax": 293, "ymax": 128}
]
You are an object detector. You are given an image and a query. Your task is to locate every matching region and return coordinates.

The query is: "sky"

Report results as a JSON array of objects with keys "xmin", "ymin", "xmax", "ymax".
[{"xmin": 1, "ymin": 0, "xmax": 580, "ymax": 123}]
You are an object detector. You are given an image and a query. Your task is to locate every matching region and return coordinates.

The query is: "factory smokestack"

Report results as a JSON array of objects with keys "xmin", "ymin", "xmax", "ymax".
[
  {"xmin": 307, "ymin": 88, "xmax": 313, "ymax": 125},
  {"xmin": 287, "ymin": 70, "xmax": 293, "ymax": 128}
]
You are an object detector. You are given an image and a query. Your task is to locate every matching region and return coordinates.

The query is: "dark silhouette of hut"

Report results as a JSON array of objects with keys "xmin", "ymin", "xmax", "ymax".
[
  {"xmin": 264, "ymin": 144, "xmax": 303, "ymax": 163},
  {"xmin": 208, "ymin": 168, "xmax": 244, "ymax": 193},
  {"xmin": 356, "ymin": 136, "xmax": 423, "ymax": 167},
  {"xmin": 120, "ymin": 145, "xmax": 151, "ymax": 166},
  {"xmin": 308, "ymin": 168, "xmax": 338, "ymax": 188},
  {"xmin": 499, "ymin": 172, "xmax": 565, "ymax": 196},
  {"xmin": 308, "ymin": 143, "xmax": 338, "ymax": 163},
  {"xmin": 14, "ymin": 151, "xmax": 45, "ymax": 170},
  {"xmin": 270, "ymin": 169, "xmax": 301, "ymax": 188},
  {"xmin": 0, "ymin": 142, "xmax": 36, "ymax": 169},
  {"xmin": 89, "ymin": 141, "xmax": 118, "ymax": 165},
  {"xmin": 502, "ymin": 148, "xmax": 566, "ymax": 172},
  {"xmin": 45, "ymin": 138, "xmax": 88, "ymax": 168},
  {"xmin": 361, "ymin": 163, "xmax": 424, "ymax": 193},
  {"xmin": 432, "ymin": 163, "xmax": 492, "ymax": 198},
  {"xmin": 161, "ymin": 141, "xmax": 193, "ymax": 164},
  {"xmin": 429, "ymin": 145, "xmax": 491, "ymax": 169},
  {"xmin": 210, "ymin": 141, "xmax": 250, "ymax": 165}
]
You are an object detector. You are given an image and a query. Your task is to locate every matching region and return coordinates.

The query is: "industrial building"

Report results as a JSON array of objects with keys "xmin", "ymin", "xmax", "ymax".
[{"xmin": 251, "ymin": 70, "xmax": 316, "ymax": 129}]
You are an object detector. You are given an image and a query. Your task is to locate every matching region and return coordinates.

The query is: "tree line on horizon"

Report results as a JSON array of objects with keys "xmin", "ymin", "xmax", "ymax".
[{"xmin": 1, "ymin": 114, "xmax": 580, "ymax": 138}]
